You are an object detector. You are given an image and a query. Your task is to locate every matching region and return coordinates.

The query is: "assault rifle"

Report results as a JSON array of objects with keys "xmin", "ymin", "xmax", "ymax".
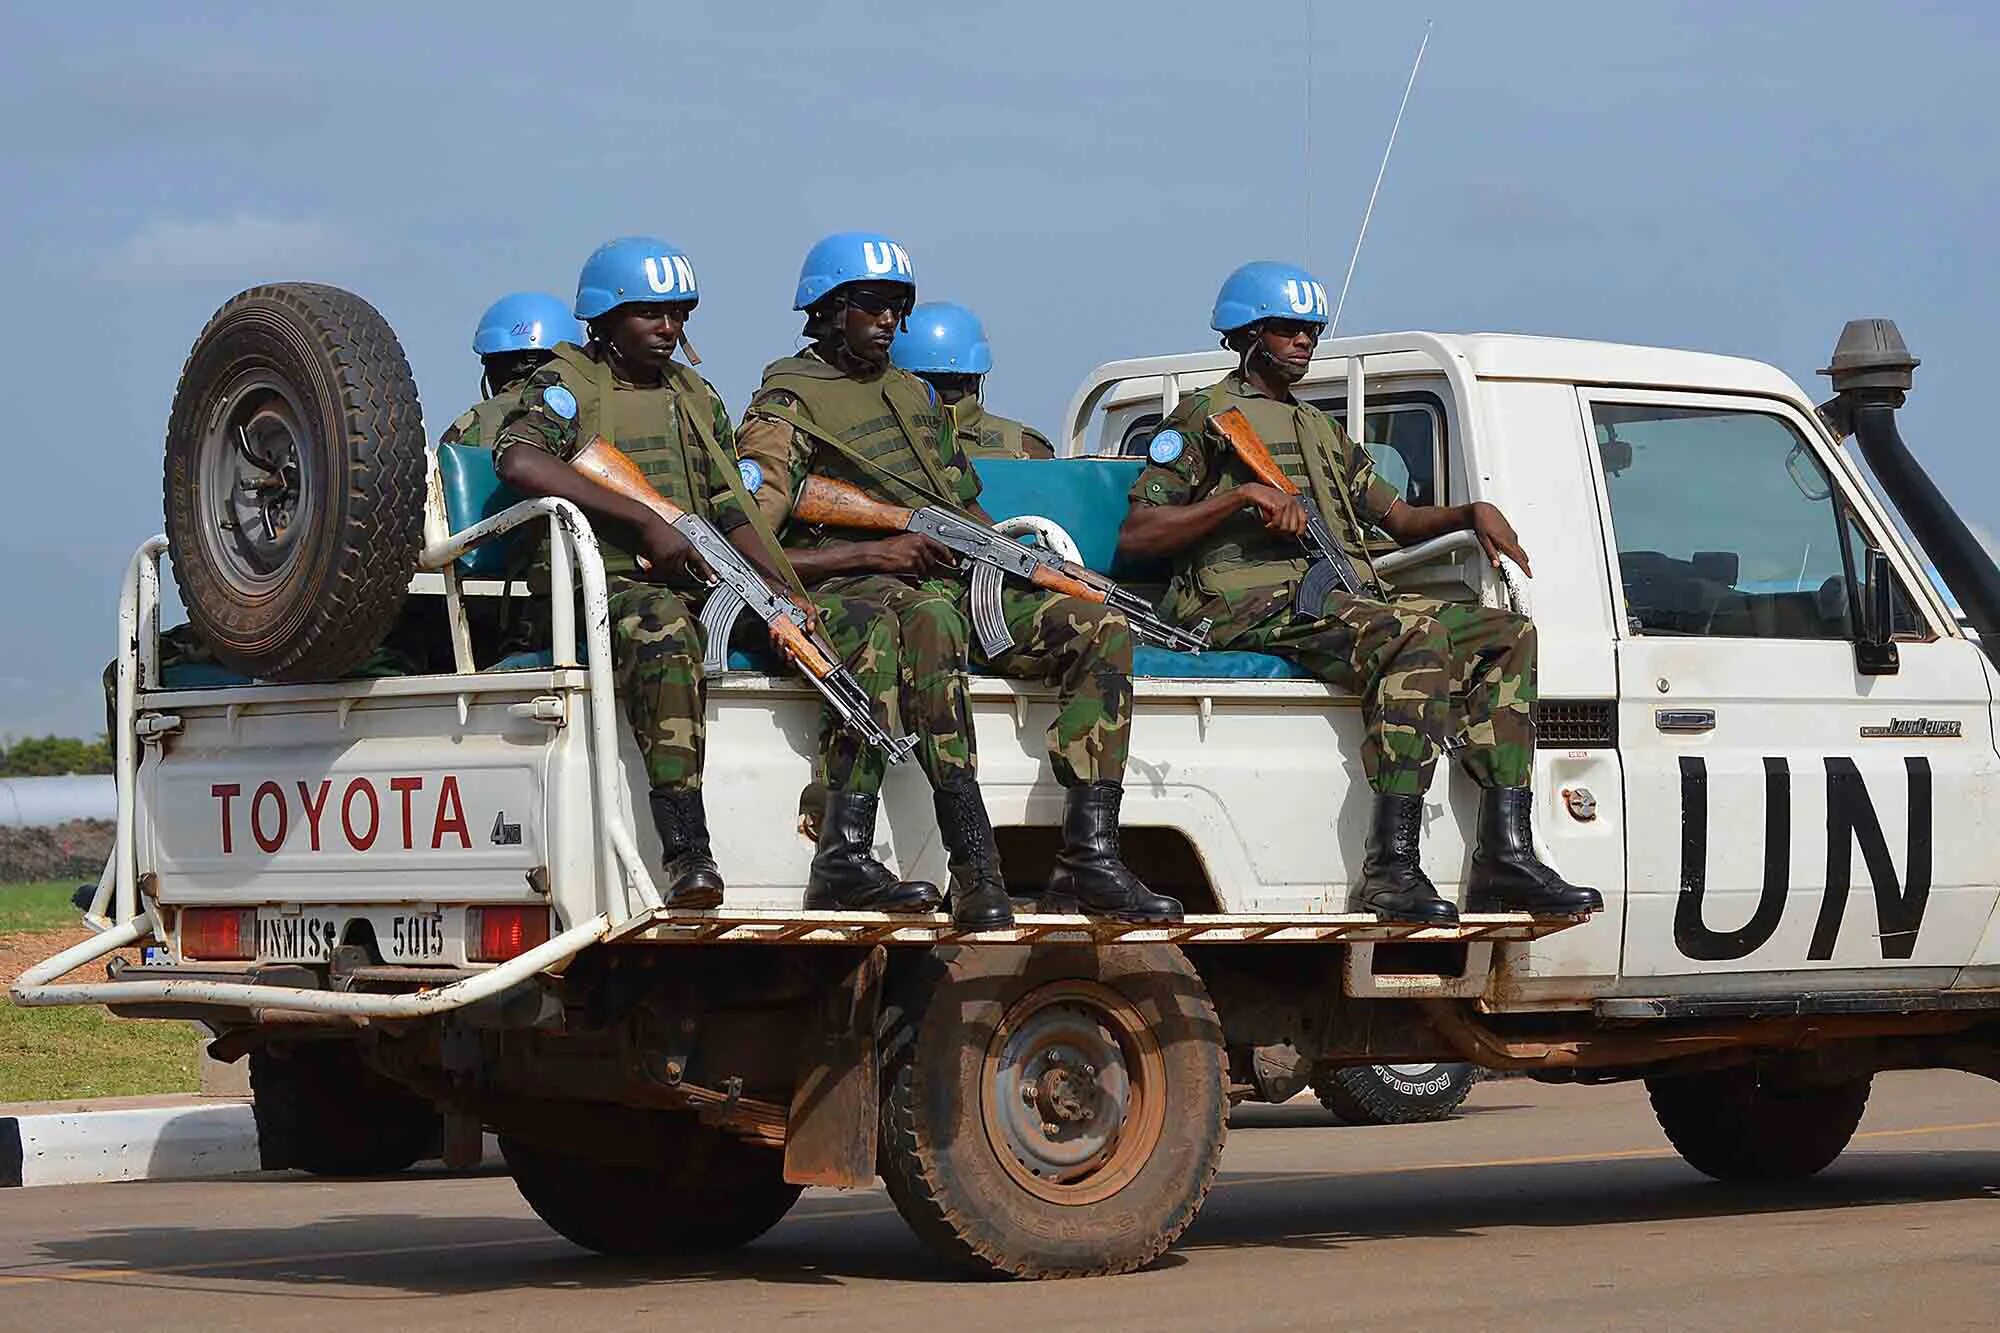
[
  {"xmin": 571, "ymin": 438, "xmax": 917, "ymax": 764},
  {"xmin": 1208, "ymin": 407, "xmax": 1379, "ymax": 614},
  {"xmin": 788, "ymin": 475, "xmax": 1211, "ymax": 660}
]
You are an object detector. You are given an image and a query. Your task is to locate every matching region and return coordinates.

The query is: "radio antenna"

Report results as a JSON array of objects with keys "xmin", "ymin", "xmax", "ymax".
[
  {"xmin": 1329, "ymin": 19, "xmax": 1432, "ymax": 335},
  {"xmin": 1304, "ymin": 0, "xmax": 1315, "ymax": 270}
]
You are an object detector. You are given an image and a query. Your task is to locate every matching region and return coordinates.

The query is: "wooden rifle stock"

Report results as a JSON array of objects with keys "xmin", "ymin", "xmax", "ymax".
[
  {"xmin": 570, "ymin": 436, "xmax": 689, "ymax": 527},
  {"xmin": 1209, "ymin": 408, "xmax": 1304, "ymax": 498},
  {"xmin": 792, "ymin": 476, "xmax": 918, "ymax": 533}
]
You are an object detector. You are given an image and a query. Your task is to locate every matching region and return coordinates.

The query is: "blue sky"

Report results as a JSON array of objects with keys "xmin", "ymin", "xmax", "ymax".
[{"xmin": 3, "ymin": 1, "xmax": 1996, "ymax": 735}]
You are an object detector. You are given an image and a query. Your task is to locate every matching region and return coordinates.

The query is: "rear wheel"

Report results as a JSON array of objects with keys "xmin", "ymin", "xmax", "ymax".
[
  {"xmin": 164, "ymin": 283, "xmax": 425, "ymax": 681},
  {"xmin": 1313, "ymin": 1062, "xmax": 1477, "ymax": 1125},
  {"xmin": 501, "ymin": 1122, "xmax": 801, "ymax": 1257},
  {"xmin": 879, "ymin": 944, "xmax": 1226, "ymax": 1279},
  {"xmin": 250, "ymin": 1041, "xmax": 440, "ymax": 1177},
  {"xmin": 1647, "ymin": 1066, "xmax": 1871, "ymax": 1182}
]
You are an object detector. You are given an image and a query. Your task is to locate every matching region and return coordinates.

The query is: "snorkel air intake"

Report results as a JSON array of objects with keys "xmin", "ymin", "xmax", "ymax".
[{"xmin": 1820, "ymin": 319, "xmax": 2000, "ymax": 664}]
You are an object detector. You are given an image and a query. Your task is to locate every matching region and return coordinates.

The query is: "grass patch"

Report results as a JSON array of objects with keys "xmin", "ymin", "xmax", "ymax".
[
  {"xmin": 0, "ymin": 1003, "xmax": 200, "ymax": 1101},
  {"xmin": 0, "ymin": 880, "xmax": 82, "ymax": 933}
]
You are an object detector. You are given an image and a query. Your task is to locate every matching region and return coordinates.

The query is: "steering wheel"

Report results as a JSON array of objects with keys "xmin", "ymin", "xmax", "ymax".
[{"xmin": 992, "ymin": 514, "xmax": 1083, "ymax": 564}]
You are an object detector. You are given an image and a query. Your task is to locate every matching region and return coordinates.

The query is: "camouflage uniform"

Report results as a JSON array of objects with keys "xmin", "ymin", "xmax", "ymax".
[
  {"xmin": 735, "ymin": 351, "xmax": 1132, "ymax": 798},
  {"xmin": 1131, "ymin": 371, "xmax": 1537, "ymax": 796},
  {"xmin": 948, "ymin": 398, "xmax": 1055, "ymax": 460},
  {"xmin": 491, "ymin": 343, "xmax": 748, "ymax": 792}
]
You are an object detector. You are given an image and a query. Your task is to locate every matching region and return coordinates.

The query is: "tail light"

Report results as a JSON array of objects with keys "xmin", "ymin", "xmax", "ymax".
[
  {"xmin": 181, "ymin": 908, "xmax": 255, "ymax": 961},
  {"xmin": 470, "ymin": 906, "xmax": 551, "ymax": 962}
]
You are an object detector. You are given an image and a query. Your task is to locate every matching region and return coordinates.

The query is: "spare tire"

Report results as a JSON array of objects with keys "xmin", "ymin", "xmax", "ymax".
[{"xmin": 164, "ymin": 283, "xmax": 425, "ymax": 681}]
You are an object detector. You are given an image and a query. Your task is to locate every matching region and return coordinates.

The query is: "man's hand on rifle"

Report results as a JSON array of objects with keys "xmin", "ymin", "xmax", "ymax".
[
  {"xmin": 638, "ymin": 517, "xmax": 713, "ymax": 586},
  {"xmin": 782, "ymin": 594, "xmax": 825, "ymax": 637},
  {"xmin": 868, "ymin": 532, "xmax": 959, "ymax": 578},
  {"xmin": 1236, "ymin": 483, "xmax": 1308, "ymax": 537}
]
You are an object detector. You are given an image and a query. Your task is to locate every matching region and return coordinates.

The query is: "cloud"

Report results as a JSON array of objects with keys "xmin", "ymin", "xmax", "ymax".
[{"xmin": 99, "ymin": 215, "xmax": 353, "ymax": 286}]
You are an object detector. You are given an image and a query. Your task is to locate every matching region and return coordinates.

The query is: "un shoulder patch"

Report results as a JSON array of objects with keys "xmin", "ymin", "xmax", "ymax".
[
  {"xmin": 737, "ymin": 458, "xmax": 764, "ymax": 492},
  {"xmin": 541, "ymin": 385, "xmax": 578, "ymax": 421},
  {"xmin": 1148, "ymin": 429, "xmax": 1185, "ymax": 465}
]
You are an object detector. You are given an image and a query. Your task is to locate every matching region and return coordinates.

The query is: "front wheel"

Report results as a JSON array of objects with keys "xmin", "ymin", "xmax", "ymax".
[
  {"xmin": 501, "ymin": 1120, "xmax": 801, "ymax": 1257},
  {"xmin": 879, "ymin": 944, "xmax": 1227, "ymax": 1279},
  {"xmin": 1647, "ymin": 1066, "xmax": 1871, "ymax": 1182}
]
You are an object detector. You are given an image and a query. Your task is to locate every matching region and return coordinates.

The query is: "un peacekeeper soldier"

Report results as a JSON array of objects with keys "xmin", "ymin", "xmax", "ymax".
[
  {"xmin": 489, "ymin": 237, "xmax": 764, "ymax": 910},
  {"xmin": 735, "ymin": 231, "xmax": 1180, "ymax": 928},
  {"xmin": 438, "ymin": 291, "xmax": 586, "ymax": 448},
  {"xmin": 1117, "ymin": 261, "xmax": 1602, "ymax": 924},
  {"xmin": 890, "ymin": 301, "xmax": 1055, "ymax": 459}
]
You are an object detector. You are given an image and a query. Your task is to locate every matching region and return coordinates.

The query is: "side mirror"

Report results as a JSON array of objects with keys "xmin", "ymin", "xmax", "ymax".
[{"xmin": 1855, "ymin": 547, "xmax": 1900, "ymax": 675}]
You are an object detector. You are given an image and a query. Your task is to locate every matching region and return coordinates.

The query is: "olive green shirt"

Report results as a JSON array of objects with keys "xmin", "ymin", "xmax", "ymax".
[
  {"xmin": 490, "ymin": 343, "xmax": 746, "ymax": 578},
  {"xmin": 1129, "ymin": 371, "xmax": 1400, "ymax": 633}
]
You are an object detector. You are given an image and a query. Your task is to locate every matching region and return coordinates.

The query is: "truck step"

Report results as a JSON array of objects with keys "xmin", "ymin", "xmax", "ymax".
[
  {"xmin": 1597, "ymin": 988, "xmax": 2000, "ymax": 1020},
  {"xmin": 607, "ymin": 908, "xmax": 1588, "ymax": 947}
]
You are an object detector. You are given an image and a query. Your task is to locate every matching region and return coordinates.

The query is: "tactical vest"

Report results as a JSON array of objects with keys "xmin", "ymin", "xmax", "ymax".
[
  {"xmin": 950, "ymin": 399, "xmax": 1045, "ymax": 460},
  {"xmin": 440, "ymin": 393, "xmax": 517, "ymax": 449},
  {"xmin": 1183, "ymin": 376, "xmax": 1375, "ymax": 597},
  {"xmin": 547, "ymin": 344, "xmax": 718, "ymax": 577},
  {"xmin": 759, "ymin": 356, "xmax": 954, "ymax": 544}
]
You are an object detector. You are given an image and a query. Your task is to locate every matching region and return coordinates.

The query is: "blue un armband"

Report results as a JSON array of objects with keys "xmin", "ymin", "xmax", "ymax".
[
  {"xmin": 1148, "ymin": 429, "xmax": 1185, "ymax": 465},
  {"xmin": 738, "ymin": 458, "xmax": 764, "ymax": 492}
]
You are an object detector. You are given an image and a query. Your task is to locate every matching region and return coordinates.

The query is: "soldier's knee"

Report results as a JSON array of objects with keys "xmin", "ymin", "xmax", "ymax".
[
  {"xmin": 1399, "ymin": 611, "xmax": 1450, "ymax": 655},
  {"xmin": 902, "ymin": 594, "xmax": 969, "ymax": 658}
]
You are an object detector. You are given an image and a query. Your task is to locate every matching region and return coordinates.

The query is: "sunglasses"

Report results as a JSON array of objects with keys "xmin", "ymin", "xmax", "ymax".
[
  {"xmin": 1262, "ymin": 319, "xmax": 1322, "ymax": 342},
  {"xmin": 843, "ymin": 289, "xmax": 914, "ymax": 319}
]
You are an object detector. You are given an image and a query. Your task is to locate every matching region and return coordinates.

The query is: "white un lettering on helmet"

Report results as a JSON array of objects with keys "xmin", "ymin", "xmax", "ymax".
[
  {"xmin": 644, "ymin": 255, "xmax": 696, "ymax": 296},
  {"xmin": 1283, "ymin": 279, "xmax": 1329, "ymax": 318},
  {"xmin": 862, "ymin": 241, "xmax": 913, "ymax": 277}
]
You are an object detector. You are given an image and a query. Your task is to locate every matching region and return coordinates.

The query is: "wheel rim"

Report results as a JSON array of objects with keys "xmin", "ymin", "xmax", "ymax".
[
  {"xmin": 1382, "ymin": 1063, "xmax": 1444, "ymax": 1077},
  {"xmin": 198, "ymin": 369, "xmax": 316, "ymax": 596},
  {"xmin": 981, "ymin": 979, "xmax": 1166, "ymax": 1206}
]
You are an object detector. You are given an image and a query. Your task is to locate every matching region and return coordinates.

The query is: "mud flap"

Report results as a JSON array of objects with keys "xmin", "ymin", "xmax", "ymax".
[{"xmin": 782, "ymin": 945, "xmax": 886, "ymax": 1188}]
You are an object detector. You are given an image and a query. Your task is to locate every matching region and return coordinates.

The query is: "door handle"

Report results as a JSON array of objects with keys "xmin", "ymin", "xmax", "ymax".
[{"xmin": 1655, "ymin": 708, "xmax": 1716, "ymax": 733}]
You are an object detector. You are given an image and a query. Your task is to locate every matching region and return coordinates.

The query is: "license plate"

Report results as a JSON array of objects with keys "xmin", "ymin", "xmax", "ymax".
[
  {"xmin": 256, "ymin": 910, "xmax": 343, "ymax": 962},
  {"xmin": 252, "ymin": 908, "xmax": 454, "ymax": 963},
  {"xmin": 383, "ymin": 912, "xmax": 447, "ymax": 962}
]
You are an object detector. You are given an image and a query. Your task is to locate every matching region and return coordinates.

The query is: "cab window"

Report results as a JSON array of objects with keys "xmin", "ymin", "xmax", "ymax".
[{"xmin": 1594, "ymin": 401, "xmax": 1926, "ymax": 640}]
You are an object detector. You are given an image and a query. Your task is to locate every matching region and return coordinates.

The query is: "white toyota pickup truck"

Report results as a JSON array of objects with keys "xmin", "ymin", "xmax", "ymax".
[{"xmin": 15, "ymin": 287, "xmax": 1997, "ymax": 1280}]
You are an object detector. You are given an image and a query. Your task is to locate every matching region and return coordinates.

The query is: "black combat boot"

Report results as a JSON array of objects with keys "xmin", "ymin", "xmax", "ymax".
[
  {"xmin": 1350, "ymin": 792, "xmax": 1458, "ymax": 924},
  {"xmin": 648, "ymin": 787, "xmax": 724, "ymax": 910},
  {"xmin": 932, "ymin": 777, "xmax": 1014, "ymax": 930},
  {"xmin": 1463, "ymin": 787, "xmax": 1603, "ymax": 915},
  {"xmin": 803, "ymin": 791, "xmax": 942, "ymax": 914},
  {"xmin": 1046, "ymin": 782, "xmax": 1184, "ymax": 923}
]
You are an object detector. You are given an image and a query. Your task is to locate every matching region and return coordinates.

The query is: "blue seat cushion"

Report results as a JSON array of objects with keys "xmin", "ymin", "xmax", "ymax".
[
  {"xmin": 161, "ymin": 662, "xmax": 256, "ymax": 689},
  {"xmin": 437, "ymin": 443, "xmax": 525, "ymax": 578},
  {"xmin": 1134, "ymin": 646, "xmax": 1313, "ymax": 679},
  {"xmin": 970, "ymin": 458, "xmax": 1169, "ymax": 583}
]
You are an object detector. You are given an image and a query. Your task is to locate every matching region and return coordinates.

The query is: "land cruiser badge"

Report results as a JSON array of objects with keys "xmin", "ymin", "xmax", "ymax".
[{"xmin": 1859, "ymin": 717, "xmax": 1962, "ymax": 739}]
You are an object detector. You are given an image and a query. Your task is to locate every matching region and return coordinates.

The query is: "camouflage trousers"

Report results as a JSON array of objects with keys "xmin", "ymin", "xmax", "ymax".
[
  {"xmin": 1231, "ymin": 593, "xmax": 1538, "ymax": 795},
  {"xmin": 809, "ymin": 573, "xmax": 1134, "ymax": 797},
  {"xmin": 606, "ymin": 580, "xmax": 705, "ymax": 792}
]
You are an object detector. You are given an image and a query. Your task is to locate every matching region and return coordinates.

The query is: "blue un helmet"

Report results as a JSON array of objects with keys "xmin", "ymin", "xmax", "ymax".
[
  {"xmin": 574, "ymin": 236, "xmax": 700, "ymax": 320},
  {"xmin": 793, "ymin": 230, "xmax": 915, "ymax": 310},
  {"xmin": 1210, "ymin": 261, "xmax": 1331, "ymax": 333},
  {"xmin": 891, "ymin": 301, "xmax": 993, "ymax": 375},
  {"xmin": 472, "ymin": 292, "xmax": 585, "ymax": 356}
]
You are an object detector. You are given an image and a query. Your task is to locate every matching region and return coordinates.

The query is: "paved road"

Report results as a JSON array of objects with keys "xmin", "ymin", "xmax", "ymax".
[{"xmin": 3, "ymin": 1071, "xmax": 1995, "ymax": 1331}]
